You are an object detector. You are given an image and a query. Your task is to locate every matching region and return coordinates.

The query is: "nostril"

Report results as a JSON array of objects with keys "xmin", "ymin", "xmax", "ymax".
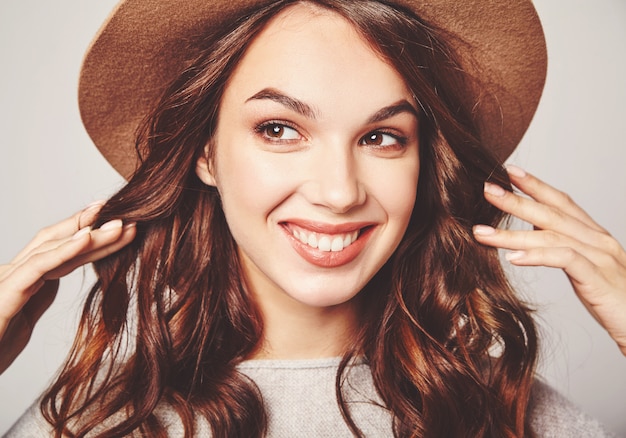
[{"xmin": 316, "ymin": 180, "xmax": 366, "ymax": 213}]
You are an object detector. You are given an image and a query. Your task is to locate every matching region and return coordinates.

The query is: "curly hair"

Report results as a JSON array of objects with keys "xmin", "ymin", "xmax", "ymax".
[{"xmin": 42, "ymin": 1, "xmax": 537, "ymax": 437}]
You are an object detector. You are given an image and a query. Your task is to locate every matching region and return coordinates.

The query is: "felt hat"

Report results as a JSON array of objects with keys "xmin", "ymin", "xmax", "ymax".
[{"xmin": 79, "ymin": 0, "xmax": 547, "ymax": 179}]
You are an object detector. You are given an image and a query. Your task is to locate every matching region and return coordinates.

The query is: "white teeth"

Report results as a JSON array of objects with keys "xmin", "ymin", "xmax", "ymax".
[
  {"xmin": 290, "ymin": 227, "xmax": 360, "ymax": 252},
  {"xmin": 331, "ymin": 236, "xmax": 344, "ymax": 252},
  {"xmin": 318, "ymin": 236, "xmax": 331, "ymax": 252},
  {"xmin": 299, "ymin": 232, "xmax": 308, "ymax": 244}
]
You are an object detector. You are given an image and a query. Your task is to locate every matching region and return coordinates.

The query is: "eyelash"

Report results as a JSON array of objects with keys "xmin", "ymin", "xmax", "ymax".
[
  {"xmin": 255, "ymin": 120, "xmax": 302, "ymax": 142},
  {"xmin": 254, "ymin": 120, "xmax": 409, "ymax": 151},
  {"xmin": 359, "ymin": 130, "xmax": 408, "ymax": 150}
]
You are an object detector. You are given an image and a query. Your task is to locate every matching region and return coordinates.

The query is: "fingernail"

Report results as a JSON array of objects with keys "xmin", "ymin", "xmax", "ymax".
[
  {"xmin": 484, "ymin": 182, "xmax": 506, "ymax": 197},
  {"xmin": 505, "ymin": 165, "xmax": 527, "ymax": 178},
  {"xmin": 100, "ymin": 219, "xmax": 123, "ymax": 231},
  {"xmin": 72, "ymin": 226, "xmax": 91, "ymax": 240},
  {"xmin": 473, "ymin": 225, "xmax": 496, "ymax": 236},
  {"xmin": 505, "ymin": 251, "xmax": 525, "ymax": 261},
  {"xmin": 123, "ymin": 222, "xmax": 137, "ymax": 230},
  {"xmin": 85, "ymin": 200, "xmax": 106, "ymax": 210}
]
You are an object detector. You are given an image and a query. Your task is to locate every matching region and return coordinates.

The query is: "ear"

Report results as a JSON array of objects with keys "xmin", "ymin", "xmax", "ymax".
[{"xmin": 195, "ymin": 155, "xmax": 217, "ymax": 187}]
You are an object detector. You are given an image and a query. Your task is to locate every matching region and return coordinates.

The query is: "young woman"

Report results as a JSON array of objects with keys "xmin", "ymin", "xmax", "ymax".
[{"xmin": 2, "ymin": 0, "xmax": 625, "ymax": 436}]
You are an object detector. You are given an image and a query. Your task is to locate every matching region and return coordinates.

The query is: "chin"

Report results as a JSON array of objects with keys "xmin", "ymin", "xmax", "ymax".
[{"xmin": 282, "ymin": 282, "xmax": 364, "ymax": 309}]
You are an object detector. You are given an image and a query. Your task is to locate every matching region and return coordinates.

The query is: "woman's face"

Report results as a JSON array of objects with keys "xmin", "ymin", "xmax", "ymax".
[{"xmin": 197, "ymin": 4, "xmax": 419, "ymax": 309}]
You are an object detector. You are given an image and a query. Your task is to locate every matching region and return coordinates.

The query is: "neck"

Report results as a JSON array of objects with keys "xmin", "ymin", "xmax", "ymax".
[
  {"xmin": 246, "ymin": 283, "xmax": 360, "ymax": 361},
  {"xmin": 253, "ymin": 301, "xmax": 359, "ymax": 360}
]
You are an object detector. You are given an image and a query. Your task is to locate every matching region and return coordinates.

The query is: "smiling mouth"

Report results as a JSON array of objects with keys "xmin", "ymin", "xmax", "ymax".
[
  {"xmin": 282, "ymin": 222, "xmax": 374, "ymax": 251},
  {"xmin": 289, "ymin": 225, "xmax": 359, "ymax": 252},
  {"xmin": 281, "ymin": 221, "xmax": 375, "ymax": 268}
]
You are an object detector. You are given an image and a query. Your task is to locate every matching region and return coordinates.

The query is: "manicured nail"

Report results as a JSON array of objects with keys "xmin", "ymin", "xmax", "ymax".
[
  {"xmin": 85, "ymin": 200, "xmax": 106, "ymax": 210},
  {"xmin": 505, "ymin": 164, "xmax": 527, "ymax": 178},
  {"xmin": 473, "ymin": 225, "xmax": 496, "ymax": 236},
  {"xmin": 484, "ymin": 182, "xmax": 506, "ymax": 197},
  {"xmin": 505, "ymin": 250, "xmax": 525, "ymax": 261},
  {"xmin": 100, "ymin": 219, "xmax": 123, "ymax": 231},
  {"xmin": 72, "ymin": 226, "xmax": 91, "ymax": 240}
]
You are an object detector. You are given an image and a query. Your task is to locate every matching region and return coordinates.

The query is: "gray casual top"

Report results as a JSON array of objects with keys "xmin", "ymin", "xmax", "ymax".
[{"xmin": 5, "ymin": 357, "xmax": 616, "ymax": 437}]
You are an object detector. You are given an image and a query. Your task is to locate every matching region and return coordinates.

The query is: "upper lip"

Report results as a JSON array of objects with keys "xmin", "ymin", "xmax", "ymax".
[{"xmin": 280, "ymin": 219, "xmax": 376, "ymax": 234}]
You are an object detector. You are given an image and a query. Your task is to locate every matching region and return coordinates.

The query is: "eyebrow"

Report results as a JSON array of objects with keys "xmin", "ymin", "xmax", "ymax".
[
  {"xmin": 246, "ymin": 88, "xmax": 318, "ymax": 119},
  {"xmin": 366, "ymin": 100, "xmax": 419, "ymax": 124},
  {"xmin": 246, "ymin": 88, "xmax": 419, "ymax": 123}
]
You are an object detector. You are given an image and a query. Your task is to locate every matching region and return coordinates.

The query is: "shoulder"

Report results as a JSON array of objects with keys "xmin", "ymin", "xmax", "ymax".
[
  {"xmin": 528, "ymin": 379, "xmax": 617, "ymax": 437},
  {"xmin": 3, "ymin": 400, "xmax": 52, "ymax": 437},
  {"xmin": 3, "ymin": 398, "xmax": 213, "ymax": 437}
]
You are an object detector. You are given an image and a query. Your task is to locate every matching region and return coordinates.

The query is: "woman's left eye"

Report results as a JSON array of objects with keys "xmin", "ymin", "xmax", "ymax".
[
  {"xmin": 359, "ymin": 131, "xmax": 406, "ymax": 149},
  {"xmin": 257, "ymin": 122, "xmax": 301, "ymax": 141}
]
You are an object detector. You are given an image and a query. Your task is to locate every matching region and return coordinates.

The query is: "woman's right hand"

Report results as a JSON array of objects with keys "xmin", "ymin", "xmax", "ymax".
[{"xmin": 0, "ymin": 202, "xmax": 136, "ymax": 374}]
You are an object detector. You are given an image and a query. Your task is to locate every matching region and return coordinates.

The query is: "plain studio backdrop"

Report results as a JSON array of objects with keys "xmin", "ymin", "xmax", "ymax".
[{"xmin": 1, "ymin": 0, "xmax": 625, "ymax": 435}]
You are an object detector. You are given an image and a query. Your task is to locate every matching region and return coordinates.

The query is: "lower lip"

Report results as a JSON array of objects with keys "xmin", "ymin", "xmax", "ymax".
[{"xmin": 282, "ymin": 225, "xmax": 374, "ymax": 268}]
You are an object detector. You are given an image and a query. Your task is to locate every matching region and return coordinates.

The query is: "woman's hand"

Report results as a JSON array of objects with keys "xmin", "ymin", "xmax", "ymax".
[
  {"xmin": 0, "ymin": 202, "xmax": 136, "ymax": 373},
  {"xmin": 473, "ymin": 165, "xmax": 626, "ymax": 356}
]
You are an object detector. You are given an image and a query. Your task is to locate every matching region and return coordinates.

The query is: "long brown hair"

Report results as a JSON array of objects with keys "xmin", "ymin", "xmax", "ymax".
[{"xmin": 42, "ymin": 1, "xmax": 537, "ymax": 437}]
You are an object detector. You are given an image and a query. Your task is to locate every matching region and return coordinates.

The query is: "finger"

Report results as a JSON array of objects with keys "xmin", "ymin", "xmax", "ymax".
[
  {"xmin": 505, "ymin": 247, "xmax": 625, "ymax": 313},
  {"xmin": 5, "ymin": 219, "xmax": 133, "ymax": 283},
  {"xmin": 45, "ymin": 221, "xmax": 137, "ymax": 279},
  {"xmin": 505, "ymin": 247, "xmax": 626, "ymax": 331},
  {"xmin": 0, "ymin": 220, "xmax": 135, "ymax": 322},
  {"xmin": 505, "ymin": 165, "xmax": 606, "ymax": 233},
  {"xmin": 472, "ymin": 225, "xmax": 611, "ymax": 266},
  {"xmin": 507, "ymin": 247, "xmax": 609, "ymax": 321},
  {"xmin": 503, "ymin": 246, "xmax": 610, "ymax": 311},
  {"xmin": 4, "ymin": 229, "xmax": 91, "ymax": 279},
  {"xmin": 483, "ymin": 182, "xmax": 610, "ymax": 250},
  {"xmin": 12, "ymin": 201, "xmax": 106, "ymax": 265},
  {"xmin": 0, "ymin": 230, "xmax": 92, "ymax": 322},
  {"xmin": 12, "ymin": 218, "xmax": 128, "ymax": 275},
  {"xmin": 19, "ymin": 219, "xmax": 133, "ymax": 280}
]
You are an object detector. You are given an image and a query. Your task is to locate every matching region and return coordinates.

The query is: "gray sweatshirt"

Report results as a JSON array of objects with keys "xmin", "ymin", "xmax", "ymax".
[{"xmin": 5, "ymin": 357, "xmax": 616, "ymax": 437}]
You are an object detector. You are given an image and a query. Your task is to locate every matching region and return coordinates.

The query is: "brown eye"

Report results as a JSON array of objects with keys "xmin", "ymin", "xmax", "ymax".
[
  {"xmin": 266, "ymin": 125, "xmax": 284, "ymax": 138},
  {"xmin": 360, "ymin": 131, "xmax": 403, "ymax": 148},
  {"xmin": 363, "ymin": 133, "xmax": 384, "ymax": 146},
  {"xmin": 258, "ymin": 123, "xmax": 301, "ymax": 141}
]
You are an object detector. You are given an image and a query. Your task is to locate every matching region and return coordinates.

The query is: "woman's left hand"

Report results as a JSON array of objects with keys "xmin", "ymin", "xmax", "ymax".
[{"xmin": 473, "ymin": 165, "xmax": 626, "ymax": 356}]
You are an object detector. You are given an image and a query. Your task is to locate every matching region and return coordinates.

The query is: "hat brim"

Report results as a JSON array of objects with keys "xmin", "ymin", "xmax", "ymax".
[{"xmin": 79, "ymin": 0, "xmax": 547, "ymax": 179}]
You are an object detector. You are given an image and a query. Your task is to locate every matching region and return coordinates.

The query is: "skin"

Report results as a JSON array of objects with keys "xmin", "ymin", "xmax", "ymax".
[
  {"xmin": 1, "ymin": 7, "xmax": 625, "ymax": 373},
  {"xmin": 196, "ymin": 4, "xmax": 420, "ymax": 358},
  {"xmin": 0, "ymin": 203, "xmax": 136, "ymax": 373},
  {"xmin": 474, "ymin": 165, "xmax": 626, "ymax": 355}
]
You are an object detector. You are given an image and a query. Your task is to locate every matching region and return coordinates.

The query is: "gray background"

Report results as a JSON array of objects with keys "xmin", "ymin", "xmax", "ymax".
[{"xmin": 1, "ymin": 0, "xmax": 625, "ymax": 435}]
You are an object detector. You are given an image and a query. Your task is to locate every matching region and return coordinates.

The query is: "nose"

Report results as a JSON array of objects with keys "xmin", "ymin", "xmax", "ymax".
[{"xmin": 301, "ymin": 143, "xmax": 366, "ymax": 213}]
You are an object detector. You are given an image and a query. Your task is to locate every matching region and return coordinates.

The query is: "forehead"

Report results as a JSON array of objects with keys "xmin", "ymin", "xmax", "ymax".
[{"xmin": 222, "ymin": 3, "xmax": 413, "ymax": 117}]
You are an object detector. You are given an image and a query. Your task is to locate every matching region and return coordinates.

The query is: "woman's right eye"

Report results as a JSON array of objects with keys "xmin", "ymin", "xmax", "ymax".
[{"xmin": 257, "ymin": 122, "xmax": 301, "ymax": 141}]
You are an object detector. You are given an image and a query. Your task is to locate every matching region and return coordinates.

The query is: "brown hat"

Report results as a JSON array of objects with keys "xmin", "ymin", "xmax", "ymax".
[{"xmin": 79, "ymin": 0, "xmax": 547, "ymax": 179}]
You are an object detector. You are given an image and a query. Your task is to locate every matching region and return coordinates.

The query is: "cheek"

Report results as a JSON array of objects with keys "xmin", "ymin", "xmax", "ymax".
[
  {"xmin": 370, "ymin": 158, "xmax": 420, "ymax": 224},
  {"xmin": 215, "ymin": 146, "xmax": 296, "ymax": 219}
]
